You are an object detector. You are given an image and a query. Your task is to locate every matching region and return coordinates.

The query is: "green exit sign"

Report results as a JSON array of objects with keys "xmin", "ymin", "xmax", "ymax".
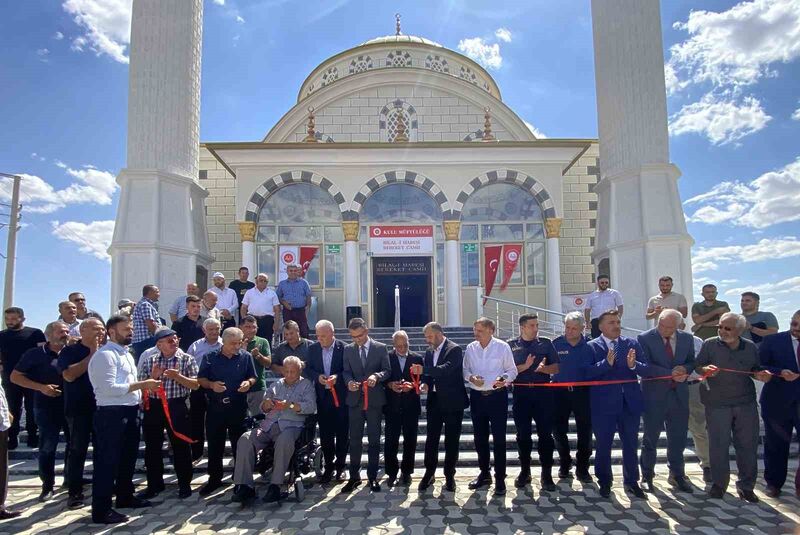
[
  {"xmin": 326, "ymin": 244, "xmax": 341, "ymax": 254},
  {"xmin": 462, "ymin": 243, "xmax": 477, "ymax": 253}
]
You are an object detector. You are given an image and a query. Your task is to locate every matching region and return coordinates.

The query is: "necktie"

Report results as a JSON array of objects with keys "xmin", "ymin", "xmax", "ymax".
[
  {"xmin": 360, "ymin": 345, "xmax": 367, "ymax": 369},
  {"xmin": 796, "ymin": 339, "xmax": 800, "ymax": 371},
  {"xmin": 610, "ymin": 341, "xmax": 617, "ymax": 365},
  {"xmin": 664, "ymin": 337, "xmax": 674, "ymax": 361}
]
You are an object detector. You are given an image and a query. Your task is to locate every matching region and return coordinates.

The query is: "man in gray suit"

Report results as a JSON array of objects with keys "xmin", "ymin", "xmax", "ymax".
[
  {"xmin": 637, "ymin": 309, "xmax": 695, "ymax": 493},
  {"xmin": 341, "ymin": 318, "xmax": 390, "ymax": 493}
]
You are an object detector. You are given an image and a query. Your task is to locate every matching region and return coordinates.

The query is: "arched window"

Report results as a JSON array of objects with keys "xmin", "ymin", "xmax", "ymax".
[
  {"xmin": 459, "ymin": 182, "xmax": 546, "ymax": 288},
  {"xmin": 379, "ymin": 100, "xmax": 418, "ymax": 142}
]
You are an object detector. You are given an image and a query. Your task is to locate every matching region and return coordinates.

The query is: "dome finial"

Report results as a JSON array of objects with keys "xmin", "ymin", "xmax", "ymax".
[
  {"xmin": 303, "ymin": 106, "xmax": 318, "ymax": 143},
  {"xmin": 482, "ymin": 107, "xmax": 496, "ymax": 142},
  {"xmin": 395, "ymin": 13, "xmax": 402, "ymax": 36}
]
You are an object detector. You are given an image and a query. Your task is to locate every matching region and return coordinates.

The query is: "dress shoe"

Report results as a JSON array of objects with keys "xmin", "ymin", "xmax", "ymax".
[
  {"xmin": 576, "ymin": 470, "xmax": 593, "ymax": 484},
  {"xmin": 340, "ymin": 478, "xmax": 362, "ymax": 494},
  {"xmin": 737, "ymin": 489, "xmax": 759, "ymax": 503},
  {"xmin": 624, "ymin": 483, "xmax": 646, "ymax": 498},
  {"xmin": 641, "ymin": 478, "xmax": 656, "ymax": 493},
  {"xmin": 0, "ymin": 509, "xmax": 22, "ymax": 520},
  {"xmin": 178, "ymin": 487, "xmax": 192, "ymax": 500},
  {"xmin": 7, "ymin": 435, "xmax": 18, "ymax": 451},
  {"xmin": 514, "ymin": 470, "xmax": 531, "ymax": 489},
  {"xmin": 137, "ymin": 485, "xmax": 164, "ymax": 500},
  {"xmin": 400, "ymin": 473, "xmax": 412, "ymax": 486},
  {"xmin": 494, "ymin": 478, "xmax": 506, "ymax": 496},
  {"xmin": 334, "ymin": 469, "xmax": 347, "ymax": 482},
  {"xmin": 369, "ymin": 480, "xmax": 381, "ymax": 492},
  {"xmin": 115, "ymin": 495, "xmax": 152, "ymax": 509},
  {"xmin": 232, "ymin": 484, "xmax": 256, "ymax": 503},
  {"xmin": 668, "ymin": 474, "xmax": 693, "ymax": 493},
  {"xmin": 92, "ymin": 509, "xmax": 128, "ymax": 525},
  {"xmin": 540, "ymin": 474, "xmax": 557, "ymax": 492},
  {"xmin": 262, "ymin": 484, "xmax": 282, "ymax": 504},
  {"xmin": 444, "ymin": 478, "xmax": 456, "ymax": 492},
  {"xmin": 38, "ymin": 488, "xmax": 54, "ymax": 503},
  {"xmin": 67, "ymin": 493, "xmax": 85, "ymax": 509},
  {"xmin": 708, "ymin": 485, "xmax": 725, "ymax": 499},
  {"xmin": 386, "ymin": 475, "xmax": 397, "ymax": 489},
  {"xmin": 599, "ymin": 484, "xmax": 611, "ymax": 498},
  {"xmin": 468, "ymin": 472, "xmax": 492, "ymax": 490},
  {"xmin": 319, "ymin": 468, "xmax": 334, "ymax": 485},
  {"xmin": 558, "ymin": 465, "xmax": 571, "ymax": 479},
  {"xmin": 763, "ymin": 485, "xmax": 780, "ymax": 498},
  {"xmin": 418, "ymin": 473, "xmax": 435, "ymax": 491},
  {"xmin": 702, "ymin": 467, "xmax": 712, "ymax": 483},
  {"xmin": 198, "ymin": 479, "xmax": 225, "ymax": 497}
]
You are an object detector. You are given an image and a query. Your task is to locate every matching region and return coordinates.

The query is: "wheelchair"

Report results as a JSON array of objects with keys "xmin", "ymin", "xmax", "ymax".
[{"xmin": 243, "ymin": 413, "xmax": 324, "ymax": 503}]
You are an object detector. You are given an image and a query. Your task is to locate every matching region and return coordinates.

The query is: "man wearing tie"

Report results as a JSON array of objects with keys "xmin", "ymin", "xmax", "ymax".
[
  {"xmin": 341, "ymin": 318, "xmax": 390, "ymax": 493},
  {"xmin": 304, "ymin": 319, "xmax": 348, "ymax": 484},
  {"xmin": 411, "ymin": 322, "xmax": 467, "ymax": 493},
  {"xmin": 383, "ymin": 330, "xmax": 424, "ymax": 488},
  {"xmin": 586, "ymin": 310, "xmax": 651, "ymax": 499},
  {"xmin": 463, "ymin": 317, "xmax": 518, "ymax": 496},
  {"xmin": 758, "ymin": 309, "xmax": 800, "ymax": 498},
  {"xmin": 637, "ymin": 309, "xmax": 695, "ymax": 493}
]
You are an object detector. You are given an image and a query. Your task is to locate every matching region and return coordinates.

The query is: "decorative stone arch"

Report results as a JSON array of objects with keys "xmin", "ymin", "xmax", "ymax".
[
  {"xmin": 348, "ymin": 170, "xmax": 451, "ymax": 220},
  {"xmin": 244, "ymin": 170, "xmax": 348, "ymax": 222},
  {"xmin": 449, "ymin": 169, "xmax": 556, "ymax": 220},
  {"xmin": 379, "ymin": 99, "xmax": 418, "ymax": 142}
]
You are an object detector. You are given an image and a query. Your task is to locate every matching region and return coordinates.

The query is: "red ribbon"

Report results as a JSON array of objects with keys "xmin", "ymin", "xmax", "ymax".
[
  {"xmin": 511, "ymin": 369, "xmax": 716, "ymax": 389},
  {"xmin": 362, "ymin": 381, "xmax": 369, "ymax": 410},
  {"xmin": 411, "ymin": 370, "xmax": 421, "ymax": 394},
  {"xmin": 143, "ymin": 386, "xmax": 197, "ymax": 444},
  {"xmin": 326, "ymin": 377, "xmax": 340, "ymax": 408}
]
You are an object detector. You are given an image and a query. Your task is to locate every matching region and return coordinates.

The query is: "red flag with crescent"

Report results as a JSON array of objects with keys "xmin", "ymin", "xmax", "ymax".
[
  {"xmin": 299, "ymin": 246, "xmax": 319, "ymax": 278},
  {"xmin": 483, "ymin": 245, "xmax": 502, "ymax": 304},
  {"xmin": 500, "ymin": 244, "xmax": 522, "ymax": 290}
]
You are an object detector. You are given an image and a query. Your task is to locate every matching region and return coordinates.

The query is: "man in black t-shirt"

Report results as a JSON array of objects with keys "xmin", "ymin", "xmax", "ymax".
[
  {"xmin": 172, "ymin": 296, "xmax": 206, "ymax": 351},
  {"xmin": 227, "ymin": 266, "xmax": 254, "ymax": 314},
  {"xmin": 11, "ymin": 321, "xmax": 71, "ymax": 502},
  {"xmin": 0, "ymin": 307, "xmax": 45, "ymax": 449}
]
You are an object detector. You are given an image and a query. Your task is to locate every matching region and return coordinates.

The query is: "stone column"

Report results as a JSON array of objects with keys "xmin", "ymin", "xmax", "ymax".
[
  {"xmin": 545, "ymin": 218, "xmax": 563, "ymax": 319},
  {"xmin": 443, "ymin": 221, "xmax": 462, "ymax": 326},
  {"xmin": 239, "ymin": 222, "xmax": 256, "ymax": 277},
  {"xmin": 342, "ymin": 221, "xmax": 360, "ymax": 309}
]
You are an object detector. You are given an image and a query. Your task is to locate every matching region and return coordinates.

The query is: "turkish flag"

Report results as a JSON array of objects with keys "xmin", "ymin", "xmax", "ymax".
[
  {"xmin": 299, "ymin": 246, "xmax": 319, "ymax": 278},
  {"xmin": 483, "ymin": 245, "xmax": 503, "ymax": 304},
  {"xmin": 500, "ymin": 244, "xmax": 523, "ymax": 290}
]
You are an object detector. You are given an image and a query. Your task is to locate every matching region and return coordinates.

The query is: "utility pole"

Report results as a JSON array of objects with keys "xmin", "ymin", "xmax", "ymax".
[{"xmin": 1, "ymin": 172, "xmax": 21, "ymax": 324}]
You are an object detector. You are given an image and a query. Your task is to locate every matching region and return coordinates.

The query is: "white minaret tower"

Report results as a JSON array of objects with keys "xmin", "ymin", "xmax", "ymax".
[
  {"xmin": 590, "ymin": 0, "xmax": 693, "ymax": 330},
  {"xmin": 110, "ymin": 0, "xmax": 212, "ymax": 313}
]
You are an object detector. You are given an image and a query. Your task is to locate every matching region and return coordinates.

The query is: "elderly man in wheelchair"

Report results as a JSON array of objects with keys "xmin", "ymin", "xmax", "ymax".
[{"xmin": 232, "ymin": 355, "xmax": 317, "ymax": 504}]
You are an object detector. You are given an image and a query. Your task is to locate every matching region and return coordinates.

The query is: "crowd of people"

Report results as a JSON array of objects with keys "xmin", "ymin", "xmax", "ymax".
[{"xmin": 0, "ymin": 266, "xmax": 797, "ymax": 526}]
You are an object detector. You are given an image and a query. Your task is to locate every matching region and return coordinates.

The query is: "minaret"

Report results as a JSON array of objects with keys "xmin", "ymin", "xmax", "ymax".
[
  {"xmin": 110, "ymin": 0, "xmax": 212, "ymax": 313},
  {"xmin": 590, "ymin": 0, "xmax": 693, "ymax": 330}
]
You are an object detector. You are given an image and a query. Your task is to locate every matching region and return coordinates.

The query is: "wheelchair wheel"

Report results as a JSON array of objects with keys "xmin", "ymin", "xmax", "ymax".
[
  {"xmin": 312, "ymin": 446, "xmax": 324, "ymax": 477},
  {"xmin": 294, "ymin": 478, "xmax": 305, "ymax": 502}
]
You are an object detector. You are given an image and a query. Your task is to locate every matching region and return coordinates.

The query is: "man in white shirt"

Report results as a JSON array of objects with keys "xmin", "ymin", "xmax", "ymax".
[
  {"xmin": 646, "ymin": 275, "xmax": 688, "ymax": 322},
  {"xmin": 87, "ymin": 315, "xmax": 160, "ymax": 525},
  {"xmin": 584, "ymin": 275, "xmax": 624, "ymax": 339},
  {"xmin": 209, "ymin": 272, "xmax": 239, "ymax": 331},
  {"xmin": 241, "ymin": 273, "xmax": 281, "ymax": 342},
  {"xmin": 463, "ymin": 317, "xmax": 518, "ymax": 496}
]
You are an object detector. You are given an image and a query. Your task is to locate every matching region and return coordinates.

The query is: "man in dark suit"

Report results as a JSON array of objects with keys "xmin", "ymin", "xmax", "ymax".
[
  {"xmin": 383, "ymin": 330, "xmax": 424, "ymax": 488},
  {"xmin": 586, "ymin": 310, "xmax": 654, "ymax": 499},
  {"xmin": 410, "ymin": 322, "xmax": 468, "ymax": 492},
  {"xmin": 341, "ymin": 318, "xmax": 390, "ymax": 493},
  {"xmin": 759, "ymin": 309, "xmax": 800, "ymax": 498},
  {"xmin": 304, "ymin": 319, "xmax": 348, "ymax": 484},
  {"xmin": 637, "ymin": 309, "xmax": 695, "ymax": 493}
]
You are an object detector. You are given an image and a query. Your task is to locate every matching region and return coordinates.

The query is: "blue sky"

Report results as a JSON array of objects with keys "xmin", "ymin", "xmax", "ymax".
[{"xmin": 1, "ymin": 0, "xmax": 799, "ymax": 329}]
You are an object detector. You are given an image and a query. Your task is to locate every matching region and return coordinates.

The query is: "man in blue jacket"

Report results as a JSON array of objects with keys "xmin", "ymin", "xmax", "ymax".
[
  {"xmin": 759, "ymin": 309, "xmax": 800, "ymax": 498},
  {"xmin": 637, "ymin": 309, "xmax": 695, "ymax": 493},
  {"xmin": 586, "ymin": 310, "xmax": 654, "ymax": 499}
]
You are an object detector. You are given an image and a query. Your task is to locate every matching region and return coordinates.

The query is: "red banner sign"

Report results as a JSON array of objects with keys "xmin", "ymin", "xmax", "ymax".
[
  {"xmin": 483, "ymin": 245, "xmax": 502, "ymax": 304},
  {"xmin": 299, "ymin": 246, "xmax": 319, "ymax": 277},
  {"xmin": 500, "ymin": 244, "xmax": 522, "ymax": 290}
]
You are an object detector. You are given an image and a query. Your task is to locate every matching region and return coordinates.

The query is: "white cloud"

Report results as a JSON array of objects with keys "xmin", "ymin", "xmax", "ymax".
[
  {"xmin": 236, "ymin": 15, "xmax": 245, "ymax": 23},
  {"xmin": 667, "ymin": 0, "xmax": 800, "ymax": 91},
  {"xmin": 685, "ymin": 157, "xmax": 800, "ymax": 228},
  {"xmin": 213, "ymin": 0, "xmax": 225, "ymax": 4},
  {"xmin": 30, "ymin": 153, "xmax": 46, "ymax": 162},
  {"xmin": 36, "ymin": 48, "xmax": 50, "ymax": 62},
  {"xmin": 62, "ymin": 0, "xmax": 132, "ymax": 64},
  {"xmin": 53, "ymin": 31, "xmax": 64, "ymax": 40},
  {"xmin": 523, "ymin": 120, "xmax": 547, "ymax": 139},
  {"xmin": 458, "ymin": 37, "xmax": 502, "ymax": 69},
  {"xmin": 494, "ymin": 28, "xmax": 512, "ymax": 43},
  {"xmin": 51, "ymin": 220, "xmax": 115, "ymax": 261},
  {"xmin": 792, "ymin": 106, "xmax": 800, "ymax": 120},
  {"xmin": 669, "ymin": 93, "xmax": 771, "ymax": 144},
  {"xmin": 692, "ymin": 236, "xmax": 800, "ymax": 272}
]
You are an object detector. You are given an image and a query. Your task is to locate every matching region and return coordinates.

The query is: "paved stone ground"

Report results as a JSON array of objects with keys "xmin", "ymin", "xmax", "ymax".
[{"xmin": 1, "ymin": 467, "xmax": 799, "ymax": 534}]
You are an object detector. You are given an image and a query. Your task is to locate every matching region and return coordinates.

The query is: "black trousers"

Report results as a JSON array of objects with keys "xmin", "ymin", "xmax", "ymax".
[
  {"xmin": 143, "ymin": 398, "xmax": 193, "ymax": 491},
  {"xmin": 205, "ymin": 399, "xmax": 247, "ymax": 483},
  {"xmin": 513, "ymin": 388, "xmax": 556, "ymax": 472},
  {"xmin": 34, "ymin": 404, "xmax": 70, "ymax": 490},
  {"xmin": 553, "ymin": 387, "xmax": 592, "ymax": 474},
  {"xmin": 423, "ymin": 393, "xmax": 463, "ymax": 479},
  {"xmin": 318, "ymin": 397, "xmax": 349, "ymax": 472},
  {"xmin": 254, "ymin": 315, "xmax": 275, "ymax": 343},
  {"xmin": 92, "ymin": 405, "xmax": 139, "ymax": 519},
  {"xmin": 762, "ymin": 401, "xmax": 800, "ymax": 491},
  {"xmin": 384, "ymin": 408, "xmax": 419, "ymax": 478},
  {"xmin": 471, "ymin": 389, "xmax": 509, "ymax": 478},
  {"xmin": 65, "ymin": 410, "xmax": 95, "ymax": 495},
  {"xmin": 348, "ymin": 407, "xmax": 383, "ymax": 480},
  {"xmin": 1, "ymin": 374, "xmax": 36, "ymax": 441},
  {"xmin": 189, "ymin": 389, "xmax": 207, "ymax": 461}
]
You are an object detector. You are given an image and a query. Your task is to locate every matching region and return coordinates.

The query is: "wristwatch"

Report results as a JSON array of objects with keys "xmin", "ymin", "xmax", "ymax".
[{"xmin": 288, "ymin": 402, "xmax": 296, "ymax": 410}]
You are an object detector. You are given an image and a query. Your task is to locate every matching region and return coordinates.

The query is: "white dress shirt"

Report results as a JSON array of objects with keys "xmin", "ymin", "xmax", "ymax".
[
  {"xmin": 210, "ymin": 285, "xmax": 239, "ymax": 316},
  {"xmin": 88, "ymin": 341, "xmax": 141, "ymax": 406},
  {"xmin": 586, "ymin": 289, "xmax": 624, "ymax": 319},
  {"xmin": 429, "ymin": 339, "xmax": 447, "ymax": 392},
  {"xmin": 242, "ymin": 287, "xmax": 280, "ymax": 316},
  {"xmin": 463, "ymin": 337, "xmax": 518, "ymax": 391},
  {"xmin": 188, "ymin": 338, "xmax": 223, "ymax": 368}
]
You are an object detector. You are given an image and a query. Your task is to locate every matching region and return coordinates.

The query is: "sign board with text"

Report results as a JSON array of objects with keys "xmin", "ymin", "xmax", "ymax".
[{"xmin": 368, "ymin": 225, "xmax": 433, "ymax": 256}]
